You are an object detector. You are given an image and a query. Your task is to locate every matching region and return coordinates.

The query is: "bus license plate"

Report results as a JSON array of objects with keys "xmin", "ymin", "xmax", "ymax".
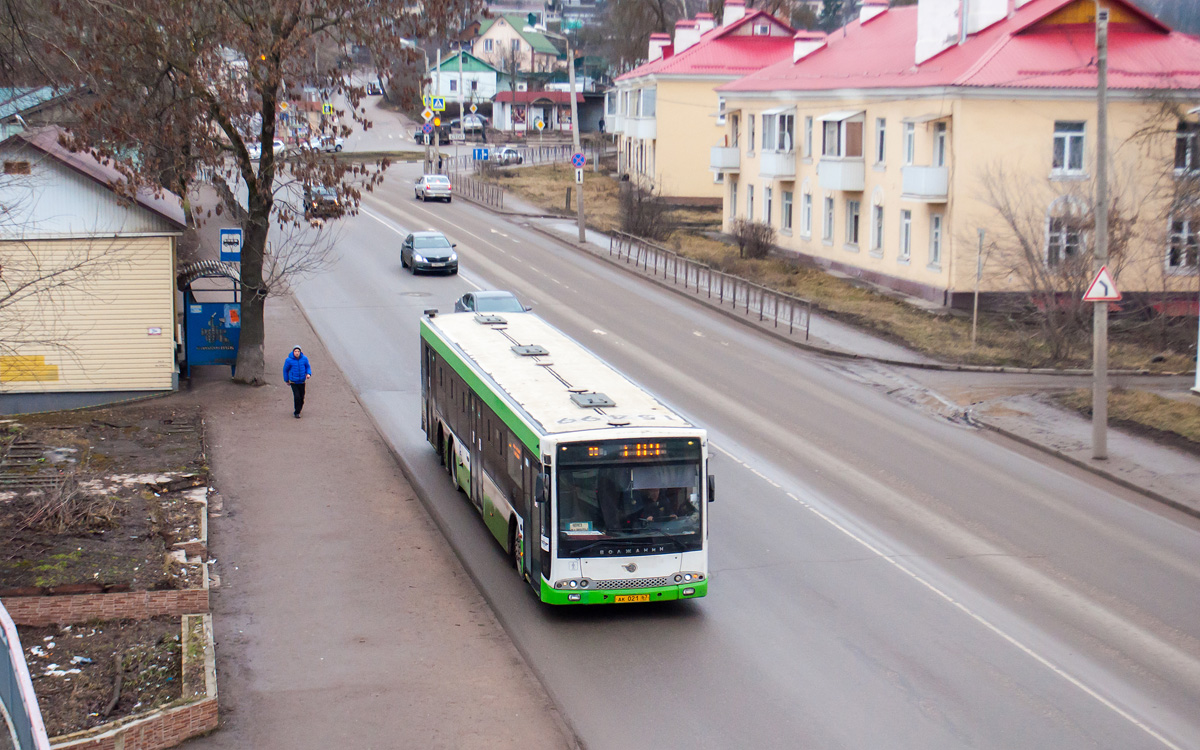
[{"xmin": 614, "ymin": 594, "xmax": 650, "ymax": 604}]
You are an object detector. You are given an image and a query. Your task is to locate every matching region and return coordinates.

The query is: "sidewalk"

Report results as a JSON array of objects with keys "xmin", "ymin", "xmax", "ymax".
[
  {"xmin": 175, "ymin": 295, "xmax": 575, "ymax": 749},
  {"xmin": 461, "ymin": 185, "xmax": 1200, "ymax": 520}
]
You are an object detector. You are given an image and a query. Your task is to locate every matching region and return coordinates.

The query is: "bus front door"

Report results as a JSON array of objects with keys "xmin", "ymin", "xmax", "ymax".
[{"xmin": 469, "ymin": 394, "xmax": 483, "ymax": 511}]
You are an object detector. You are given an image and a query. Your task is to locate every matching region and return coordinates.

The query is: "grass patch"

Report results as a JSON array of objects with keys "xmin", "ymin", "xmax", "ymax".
[
  {"xmin": 1056, "ymin": 388, "xmax": 1200, "ymax": 448},
  {"xmin": 481, "ymin": 165, "xmax": 1194, "ymax": 372}
]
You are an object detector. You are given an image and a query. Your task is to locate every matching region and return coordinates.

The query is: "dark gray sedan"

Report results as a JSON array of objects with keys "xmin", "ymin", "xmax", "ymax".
[
  {"xmin": 453, "ymin": 290, "xmax": 530, "ymax": 313},
  {"xmin": 401, "ymin": 231, "xmax": 458, "ymax": 275}
]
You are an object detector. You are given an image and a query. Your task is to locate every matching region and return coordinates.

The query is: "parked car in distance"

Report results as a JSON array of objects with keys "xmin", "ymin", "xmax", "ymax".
[
  {"xmin": 413, "ymin": 123, "xmax": 451, "ymax": 142},
  {"xmin": 366, "ymin": 81, "xmax": 382, "ymax": 95},
  {"xmin": 454, "ymin": 290, "xmax": 530, "ymax": 314},
  {"xmin": 495, "ymin": 146, "xmax": 523, "ymax": 165},
  {"xmin": 246, "ymin": 139, "xmax": 286, "ymax": 160},
  {"xmin": 414, "ymin": 174, "xmax": 452, "ymax": 202},
  {"xmin": 304, "ymin": 185, "xmax": 343, "ymax": 219},
  {"xmin": 306, "ymin": 135, "xmax": 344, "ymax": 153},
  {"xmin": 448, "ymin": 114, "xmax": 488, "ymax": 132},
  {"xmin": 401, "ymin": 231, "xmax": 458, "ymax": 275}
]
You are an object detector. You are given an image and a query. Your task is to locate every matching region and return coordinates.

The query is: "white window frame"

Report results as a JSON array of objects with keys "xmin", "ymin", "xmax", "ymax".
[
  {"xmin": 1168, "ymin": 217, "xmax": 1199, "ymax": 271},
  {"xmin": 754, "ymin": 23, "xmax": 770, "ymax": 35},
  {"xmin": 1175, "ymin": 122, "xmax": 1199, "ymax": 173},
  {"xmin": 1053, "ymin": 121, "xmax": 1086, "ymax": 174},
  {"xmin": 903, "ymin": 122, "xmax": 915, "ymax": 166},
  {"xmin": 822, "ymin": 117, "xmax": 864, "ymax": 158},
  {"xmin": 748, "ymin": 115, "xmax": 756, "ymax": 155},
  {"xmin": 449, "ymin": 79, "xmax": 457, "ymax": 92},
  {"xmin": 1046, "ymin": 216, "xmax": 1084, "ymax": 266},
  {"xmin": 822, "ymin": 195, "xmax": 834, "ymax": 242},
  {"xmin": 845, "ymin": 199, "xmax": 861, "ymax": 247},
  {"xmin": 762, "ymin": 114, "xmax": 776, "ymax": 153},
  {"xmin": 730, "ymin": 181, "xmax": 738, "ymax": 219},
  {"xmin": 803, "ymin": 116, "xmax": 813, "ymax": 158},
  {"xmin": 731, "ymin": 113, "xmax": 740, "ymax": 148},
  {"xmin": 484, "ymin": 38, "xmax": 494, "ymax": 52},
  {"xmin": 782, "ymin": 190, "xmax": 794, "ymax": 233},
  {"xmin": 933, "ymin": 122, "xmax": 947, "ymax": 167},
  {"xmin": 747, "ymin": 184, "xmax": 755, "ymax": 219},
  {"xmin": 929, "ymin": 213, "xmax": 944, "ymax": 267},
  {"xmin": 875, "ymin": 117, "xmax": 886, "ymax": 164},
  {"xmin": 871, "ymin": 204, "xmax": 884, "ymax": 254},
  {"xmin": 717, "ymin": 96, "xmax": 726, "ymax": 125},
  {"xmin": 777, "ymin": 113, "xmax": 795, "ymax": 152},
  {"xmin": 801, "ymin": 192, "xmax": 813, "ymax": 237},
  {"xmin": 764, "ymin": 186, "xmax": 773, "ymax": 224},
  {"xmin": 899, "ymin": 209, "xmax": 912, "ymax": 261}
]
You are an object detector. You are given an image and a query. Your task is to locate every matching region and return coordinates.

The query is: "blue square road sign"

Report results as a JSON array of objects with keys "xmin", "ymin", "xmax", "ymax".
[{"xmin": 219, "ymin": 228, "xmax": 243, "ymax": 262}]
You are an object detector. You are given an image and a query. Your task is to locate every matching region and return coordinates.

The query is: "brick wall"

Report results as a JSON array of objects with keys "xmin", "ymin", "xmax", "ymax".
[
  {"xmin": 1, "ymin": 589, "xmax": 209, "ymax": 627},
  {"xmin": 51, "ymin": 697, "xmax": 218, "ymax": 750}
]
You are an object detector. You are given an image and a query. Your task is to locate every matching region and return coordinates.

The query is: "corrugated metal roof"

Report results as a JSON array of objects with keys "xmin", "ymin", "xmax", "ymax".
[
  {"xmin": 720, "ymin": 0, "xmax": 1200, "ymax": 94},
  {"xmin": 6, "ymin": 126, "xmax": 186, "ymax": 230},
  {"xmin": 0, "ymin": 87, "xmax": 65, "ymax": 120},
  {"xmin": 616, "ymin": 11, "xmax": 794, "ymax": 82}
]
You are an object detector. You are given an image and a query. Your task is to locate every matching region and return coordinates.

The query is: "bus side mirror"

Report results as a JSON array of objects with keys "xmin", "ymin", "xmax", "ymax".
[
  {"xmin": 535, "ymin": 473, "xmax": 546, "ymax": 506},
  {"xmin": 707, "ymin": 474, "xmax": 715, "ymax": 503}
]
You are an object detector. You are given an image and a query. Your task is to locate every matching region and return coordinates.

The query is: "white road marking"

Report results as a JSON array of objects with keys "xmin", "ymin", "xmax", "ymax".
[
  {"xmin": 358, "ymin": 206, "xmax": 480, "ymax": 291},
  {"xmin": 693, "ymin": 331, "xmax": 705, "ymax": 337},
  {"xmin": 592, "ymin": 329, "xmax": 607, "ymax": 336},
  {"xmin": 709, "ymin": 442, "xmax": 1185, "ymax": 750}
]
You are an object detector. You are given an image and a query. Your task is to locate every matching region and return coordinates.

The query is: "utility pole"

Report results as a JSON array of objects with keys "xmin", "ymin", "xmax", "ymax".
[
  {"xmin": 972, "ymin": 229, "xmax": 983, "ymax": 349},
  {"xmin": 567, "ymin": 34, "xmax": 585, "ymax": 242},
  {"xmin": 1092, "ymin": 5, "xmax": 1110, "ymax": 460}
]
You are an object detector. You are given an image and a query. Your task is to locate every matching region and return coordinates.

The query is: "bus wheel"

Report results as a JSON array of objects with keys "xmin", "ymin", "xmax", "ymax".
[
  {"xmin": 508, "ymin": 521, "xmax": 519, "ymax": 572},
  {"xmin": 444, "ymin": 437, "xmax": 454, "ymax": 477}
]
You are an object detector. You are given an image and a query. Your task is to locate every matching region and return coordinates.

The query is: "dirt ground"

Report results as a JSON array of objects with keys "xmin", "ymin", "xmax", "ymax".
[
  {"xmin": 0, "ymin": 403, "xmax": 207, "ymax": 594},
  {"xmin": 20, "ymin": 617, "xmax": 183, "ymax": 737}
]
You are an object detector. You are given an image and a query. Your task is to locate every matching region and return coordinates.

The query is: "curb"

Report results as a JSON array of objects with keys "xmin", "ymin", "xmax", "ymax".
[
  {"xmin": 972, "ymin": 416, "xmax": 1200, "ymax": 521},
  {"xmin": 288, "ymin": 296, "xmax": 588, "ymax": 750}
]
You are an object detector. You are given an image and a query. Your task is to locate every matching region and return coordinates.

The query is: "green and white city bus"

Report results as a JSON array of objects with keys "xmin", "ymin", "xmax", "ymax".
[{"xmin": 420, "ymin": 310, "xmax": 713, "ymax": 605}]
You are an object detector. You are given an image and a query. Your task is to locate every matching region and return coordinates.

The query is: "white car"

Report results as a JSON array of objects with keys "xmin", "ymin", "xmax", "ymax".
[
  {"xmin": 246, "ymin": 139, "xmax": 285, "ymax": 160},
  {"xmin": 414, "ymin": 174, "xmax": 452, "ymax": 202},
  {"xmin": 306, "ymin": 135, "xmax": 344, "ymax": 153}
]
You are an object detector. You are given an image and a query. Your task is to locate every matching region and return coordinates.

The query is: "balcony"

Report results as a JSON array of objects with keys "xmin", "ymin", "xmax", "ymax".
[
  {"xmin": 710, "ymin": 146, "xmax": 740, "ymax": 173},
  {"xmin": 817, "ymin": 156, "xmax": 865, "ymax": 192},
  {"xmin": 626, "ymin": 116, "xmax": 656, "ymax": 140},
  {"xmin": 901, "ymin": 165, "xmax": 949, "ymax": 202},
  {"xmin": 758, "ymin": 150, "xmax": 796, "ymax": 179}
]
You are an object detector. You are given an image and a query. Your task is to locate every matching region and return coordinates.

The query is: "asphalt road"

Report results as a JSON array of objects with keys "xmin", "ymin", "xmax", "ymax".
[{"xmin": 291, "ymin": 162, "xmax": 1200, "ymax": 750}]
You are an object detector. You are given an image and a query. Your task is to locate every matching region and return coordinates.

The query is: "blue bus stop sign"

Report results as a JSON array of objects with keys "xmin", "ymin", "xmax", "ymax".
[{"xmin": 219, "ymin": 228, "xmax": 242, "ymax": 262}]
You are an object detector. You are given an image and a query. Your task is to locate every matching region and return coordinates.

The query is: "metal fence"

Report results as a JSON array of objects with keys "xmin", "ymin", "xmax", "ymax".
[
  {"xmin": 447, "ymin": 172, "xmax": 504, "ymax": 210},
  {"xmin": 1, "ymin": 603, "xmax": 51, "ymax": 750},
  {"xmin": 608, "ymin": 231, "xmax": 813, "ymax": 338}
]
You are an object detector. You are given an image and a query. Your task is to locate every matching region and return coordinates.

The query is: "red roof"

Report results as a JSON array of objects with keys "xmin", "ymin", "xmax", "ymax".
[
  {"xmin": 493, "ymin": 90, "xmax": 583, "ymax": 104},
  {"xmin": 11, "ymin": 126, "xmax": 186, "ymax": 229},
  {"xmin": 617, "ymin": 11, "xmax": 795, "ymax": 81},
  {"xmin": 720, "ymin": 0, "xmax": 1200, "ymax": 93}
]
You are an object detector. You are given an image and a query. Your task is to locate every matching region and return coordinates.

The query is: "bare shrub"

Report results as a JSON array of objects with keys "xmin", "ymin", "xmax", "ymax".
[
  {"xmin": 731, "ymin": 219, "xmax": 776, "ymax": 259},
  {"xmin": 19, "ymin": 472, "xmax": 119, "ymax": 534},
  {"xmin": 620, "ymin": 183, "xmax": 674, "ymax": 242}
]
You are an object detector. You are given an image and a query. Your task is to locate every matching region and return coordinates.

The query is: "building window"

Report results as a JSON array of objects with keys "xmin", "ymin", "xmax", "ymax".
[
  {"xmin": 803, "ymin": 116, "xmax": 813, "ymax": 157},
  {"xmin": 511, "ymin": 39, "xmax": 521, "ymax": 52},
  {"xmin": 875, "ymin": 118, "xmax": 886, "ymax": 164},
  {"xmin": 1168, "ymin": 218, "xmax": 1199, "ymax": 270},
  {"xmin": 903, "ymin": 122, "xmax": 915, "ymax": 165},
  {"xmin": 845, "ymin": 200, "xmax": 861, "ymax": 246},
  {"xmin": 801, "ymin": 192, "xmax": 812, "ymax": 236},
  {"xmin": 1053, "ymin": 121, "xmax": 1085, "ymax": 173},
  {"xmin": 748, "ymin": 115, "xmax": 756, "ymax": 154},
  {"xmin": 449, "ymin": 79, "xmax": 457, "ymax": 92},
  {"xmin": 777, "ymin": 113, "xmax": 794, "ymax": 151},
  {"xmin": 754, "ymin": 23, "xmax": 770, "ymax": 35},
  {"xmin": 731, "ymin": 113, "xmax": 740, "ymax": 148},
  {"xmin": 484, "ymin": 38, "xmax": 494, "ymax": 52},
  {"xmin": 762, "ymin": 114, "xmax": 775, "ymax": 152},
  {"xmin": 764, "ymin": 187, "xmax": 773, "ymax": 224},
  {"xmin": 1046, "ymin": 217, "xmax": 1084, "ymax": 265},
  {"xmin": 782, "ymin": 190, "xmax": 794, "ymax": 232},
  {"xmin": 3, "ymin": 160, "xmax": 30, "ymax": 175},
  {"xmin": 717, "ymin": 96, "xmax": 726, "ymax": 125},
  {"xmin": 871, "ymin": 205, "xmax": 884, "ymax": 253},
  {"xmin": 471, "ymin": 80, "xmax": 478, "ymax": 92},
  {"xmin": 730, "ymin": 181, "xmax": 738, "ymax": 219},
  {"xmin": 642, "ymin": 88, "xmax": 657, "ymax": 117},
  {"xmin": 900, "ymin": 209, "xmax": 912, "ymax": 260},
  {"xmin": 929, "ymin": 214, "xmax": 943, "ymax": 267},
  {"xmin": 1176, "ymin": 122, "xmax": 1199, "ymax": 173},
  {"xmin": 822, "ymin": 196, "xmax": 834, "ymax": 241},
  {"xmin": 823, "ymin": 119, "xmax": 863, "ymax": 158},
  {"xmin": 747, "ymin": 184, "xmax": 754, "ymax": 219},
  {"xmin": 934, "ymin": 122, "xmax": 947, "ymax": 167}
]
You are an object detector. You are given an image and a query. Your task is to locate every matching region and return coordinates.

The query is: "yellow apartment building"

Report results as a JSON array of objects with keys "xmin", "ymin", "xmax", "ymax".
[{"xmin": 715, "ymin": 0, "xmax": 1200, "ymax": 308}]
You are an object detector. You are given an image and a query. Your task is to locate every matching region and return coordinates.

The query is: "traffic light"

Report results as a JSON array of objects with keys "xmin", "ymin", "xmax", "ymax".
[{"xmin": 433, "ymin": 117, "xmax": 441, "ymax": 126}]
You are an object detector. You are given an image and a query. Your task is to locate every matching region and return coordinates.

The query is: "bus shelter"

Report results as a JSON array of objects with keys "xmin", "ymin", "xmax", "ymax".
[{"xmin": 177, "ymin": 260, "xmax": 241, "ymax": 377}]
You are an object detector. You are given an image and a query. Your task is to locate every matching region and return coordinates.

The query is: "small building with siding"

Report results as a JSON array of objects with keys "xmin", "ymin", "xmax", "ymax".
[{"xmin": 0, "ymin": 126, "xmax": 186, "ymax": 413}]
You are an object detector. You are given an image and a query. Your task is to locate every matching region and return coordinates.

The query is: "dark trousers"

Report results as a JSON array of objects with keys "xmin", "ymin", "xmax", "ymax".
[{"xmin": 290, "ymin": 382, "xmax": 306, "ymax": 415}]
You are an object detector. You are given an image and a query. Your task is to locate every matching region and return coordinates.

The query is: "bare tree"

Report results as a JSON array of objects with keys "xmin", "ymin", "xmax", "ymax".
[
  {"xmin": 978, "ymin": 163, "xmax": 1139, "ymax": 364},
  {"xmin": 33, "ymin": 0, "xmax": 479, "ymax": 385}
]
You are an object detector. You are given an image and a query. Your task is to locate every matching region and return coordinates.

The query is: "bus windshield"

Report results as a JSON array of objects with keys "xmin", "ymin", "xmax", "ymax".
[{"xmin": 557, "ymin": 458, "xmax": 702, "ymax": 557}]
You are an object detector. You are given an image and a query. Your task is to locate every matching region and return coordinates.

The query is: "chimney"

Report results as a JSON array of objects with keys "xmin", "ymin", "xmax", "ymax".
[
  {"xmin": 674, "ymin": 19, "xmax": 701, "ymax": 54},
  {"xmin": 648, "ymin": 32, "xmax": 671, "ymax": 61},
  {"xmin": 723, "ymin": 0, "xmax": 746, "ymax": 27},
  {"xmin": 695, "ymin": 12, "xmax": 716, "ymax": 35},
  {"xmin": 860, "ymin": 1, "xmax": 888, "ymax": 24},
  {"xmin": 915, "ymin": 0, "xmax": 961, "ymax": 64},
  {"xmin": 966, "ymin": 0, "xmax": 1006, "ymax": 34},
  {"xmin": 793, "ymin": 30, "xmax": 827, "ymax": 63}
]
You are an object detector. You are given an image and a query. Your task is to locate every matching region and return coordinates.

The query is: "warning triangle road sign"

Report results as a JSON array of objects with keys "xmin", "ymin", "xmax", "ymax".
[{"xmin": 1082, "ymin": 265, "xmax": 1122, "ymax": 302}]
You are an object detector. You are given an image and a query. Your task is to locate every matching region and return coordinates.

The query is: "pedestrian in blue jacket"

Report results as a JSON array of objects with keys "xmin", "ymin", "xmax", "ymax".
[{"xmin": 283, "ymin": 345, "xmax": 312, "ymax": 418}]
